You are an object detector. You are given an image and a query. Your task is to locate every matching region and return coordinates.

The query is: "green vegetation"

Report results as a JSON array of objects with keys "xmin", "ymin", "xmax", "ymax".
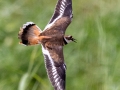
[{"xmin": 0, "ymin": 0, "xmax": 120, "ymax": 90}]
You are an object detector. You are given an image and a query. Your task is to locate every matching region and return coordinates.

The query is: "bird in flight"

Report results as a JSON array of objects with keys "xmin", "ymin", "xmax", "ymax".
[{"xmin": 18, "ymin": 0, "xmax": 75, "ymax": 90}]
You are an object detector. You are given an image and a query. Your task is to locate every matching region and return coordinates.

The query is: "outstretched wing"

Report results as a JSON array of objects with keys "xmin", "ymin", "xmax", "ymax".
[
  {"xmin": 42, "ymin": 45, "xmax": 66, "ymax": 90},
  {"xmin": 44, "ymin": 0, "xmax": 73, "ymax": 34}
]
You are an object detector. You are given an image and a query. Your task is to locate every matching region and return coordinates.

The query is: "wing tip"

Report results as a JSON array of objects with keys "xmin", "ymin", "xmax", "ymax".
[{"xmin": 42, "ymin": 52, "xmax": 66, "ymax": 90}]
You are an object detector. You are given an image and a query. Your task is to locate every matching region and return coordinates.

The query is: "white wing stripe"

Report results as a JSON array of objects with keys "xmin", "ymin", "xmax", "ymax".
[
  {"xmin": 52, "ymin": 68, "xmax": 57, "ymax": 72},
  {"xmin": 63, "ymin": 0, "xmax": 66, "ymax": 3},
  {"xmin": 55, "ymin": 78, "xmax": 59, "ymax": 83},
  {"xmin": 52, "ymin": 71, "xmax": 57, "ymax": 76},
  {"xmin": 62, "ymin": 1, "xmax": 65, "ymax": 6},
  {"xmin": 44, "ymin": 14, "xmax": 62, "ymax": 30},
  {"xmin": 42, "ymin": 45, "xmax": 61, "ymax": 84},
  {"xmin": 54, "ymin": 74, "xmax": 58, "ymax": 79},
  {"xmin": 61, "ymin": 4, "xmax": 65, "ymax": 10},
  {"xmin": 42, "ymin": 45, "xmax": 56, "ymax": 67},
  {"xmin": 44, "ymin": 0, "xmax": 67, "ymax": 30}
]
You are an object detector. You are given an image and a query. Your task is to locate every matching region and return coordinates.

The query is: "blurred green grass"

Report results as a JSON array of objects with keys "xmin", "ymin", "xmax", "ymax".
[{"xmin": 0, "ymin": 0, "xmax": 120, "ymax": 90}]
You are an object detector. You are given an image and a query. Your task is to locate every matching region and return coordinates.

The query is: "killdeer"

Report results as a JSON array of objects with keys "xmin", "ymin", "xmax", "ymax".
[{"xmin": 18, "ymin": 0, "xmax": 75, "ymax": 90}]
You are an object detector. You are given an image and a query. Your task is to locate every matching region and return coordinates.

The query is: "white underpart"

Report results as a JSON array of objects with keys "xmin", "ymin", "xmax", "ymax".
[
  {"xmin": 41, "ymin": 45, "xmax": 61, "ymax": 87},
  {"xmin": 22, "ymin": 22, "xmax": 34, "ymax": 29},
  {"xmin": 44, "ymin": 0, "xmax": 66, "ymax": 30}
]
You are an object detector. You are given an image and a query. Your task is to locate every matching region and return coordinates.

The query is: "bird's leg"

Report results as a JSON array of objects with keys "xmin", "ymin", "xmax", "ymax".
[{"xmin": 64, "ymin": 35, "xmax": 76, "ymax": 45}]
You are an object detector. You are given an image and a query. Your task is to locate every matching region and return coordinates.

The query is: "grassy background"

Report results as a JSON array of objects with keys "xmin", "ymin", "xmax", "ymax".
[{"xmin": 0, "ymin": 0, "xmax": 120, "ymax": 90}]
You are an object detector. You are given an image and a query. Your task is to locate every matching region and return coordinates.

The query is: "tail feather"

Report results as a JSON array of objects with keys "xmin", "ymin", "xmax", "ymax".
[{"xmin": 18, "ymin": 22, "xmax": 42, "ymax": 45}]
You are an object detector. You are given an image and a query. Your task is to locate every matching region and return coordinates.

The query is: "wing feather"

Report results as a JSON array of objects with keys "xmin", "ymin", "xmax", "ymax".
[
  {"xmin": 42, "ymin": 45, "xmax": 66, "ymax": 90},
  {"xmin": 44, "ymin": 0, "xmax": 73, "ymax": 32}
]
